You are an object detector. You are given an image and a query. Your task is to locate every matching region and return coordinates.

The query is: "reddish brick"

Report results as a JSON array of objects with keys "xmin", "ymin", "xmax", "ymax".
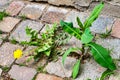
[
  {"xmin": 41, "ymin": 6, "xmax": 69, "ymax": 24},
  {"xmin": 36, "ymin": 73, "xmax": 63, "ymax": 80},
  {"xmin": 111, "ymin": 19, "xmax": 120, "ymax": 38},
  {"xmin": 6, "ymin": 1, "xmax": 25, "ymax": 16}
]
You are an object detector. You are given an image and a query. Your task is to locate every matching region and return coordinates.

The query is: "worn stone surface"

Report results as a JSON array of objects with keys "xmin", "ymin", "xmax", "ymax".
[
  {"xmin": 90, "ymin": 16, "xmax": 114, "ymax": 34},
  {"xmin": 0, "ymin": 17, "xmax": 20, "ymax": 32},
  {"xmin": 108, "ymin": 0, "xmax": 120, "ymax": 6},
  {"xmin": 6, "ymin": 1, "xmax": 25, "ymax": 16},
  {"xmin": 0, "ymin": 69, "xmax": 2, "ymax": 76},
  {"xmin": 36, "ymin": 73, "xmax": 63, "ymax": 80},
  {"xmin": 0, "ymin": 0, "xmax": 13, "ymax": 11},
  {"xmin": 75, "ymin": 59, "xmax": 105, "ymax": 80},
  {"xmin": 0, "ymin": 43, "xmax": 23, "ymax": 67},
  {"xmin": 45, "ymin": 57, "xmax": 77, "ymax": 78},
  {"xmin": 109, "ymin": 69, "xmax": 120, "ymax": 80},
  {"xmin": 19, "ymin": 3, "xmax": 47, "ymax": 19},
  {"xmin": 31, "ymin": 0, "xmax": 92, "ymax": 10},
  {"xmin": 0, "ymin": 34, "xmax": 7, "ymax": 45},
  {"xmin": 111, "ymin": 19, "xmax": 120, "ymax": 38},
  {"xmin": 9, "ymin": 65, "xmax": 37, "ymax": 80},
  {"xmin": 48, "ymin": 0, "xmax": 74, "ymax": 6},
  {"xmin": 96, "ymin": 38, "xmax": 120, "ymax": 59},
  {"xmin": 65, "ymin": 10, "xmax": 89, "ymax": 27},
  {"xmin": 9, "ymin": 20, "xmax": 43, "ymax": 42},
  {"xmin": 41, "ymin": 6, "xmax": 69, "ymax": 23}
]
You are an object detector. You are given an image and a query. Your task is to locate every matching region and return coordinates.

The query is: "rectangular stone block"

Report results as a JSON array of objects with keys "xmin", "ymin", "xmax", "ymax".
[
  {"xmin": 9, "ymin": 20, "xmax": 43, "ymax": 42},
  {"xmin": 0, "ymin": 42, "xmax": 23, "ymax": 67},
  {"xmin": 41, "ymin": 6, "xmax": 69, "ymax": 23},
  {"xmin": 19, "ymin": 3, "xmax": 47, "ymax": 20},
  {"xmin": 6, "ymin": 1, "xmax": 25, "ymax": 16},
  {"xmin": 0, "ymin": 17, "xmax": 20, "ymax": 32},
  {"xmin": 9, "ymin": 65, "xmax": 37, "ymax": 80}
]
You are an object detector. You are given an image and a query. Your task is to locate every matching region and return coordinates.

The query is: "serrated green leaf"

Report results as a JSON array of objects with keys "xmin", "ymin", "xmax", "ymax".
[
  {"xmin": 81, "ymin": 28, "xmax": 93, "ymax": 44},
  {"xmin": 44, "ymin": 49, "xmax": 51, "ymax": 56},
  {"xmin": 89, "ymin": 42, "xmax": 116, "ymax": 70},
  {"xmin": 100, "ymin": 69, "xmax": 113, "ymax": 80},
  {"xmin": 72, "ymin": 60, "xmax": 80, "ymax": 79},
  {"xmin": 60, "ymin": 20, "xmax": 82, "ymax": 40},
  {"xmin": 76, "ymin": 17, "xmax": 84, "ymax": 29},
  {"xmin": 62, "ymin": 48, "xmax": 79, "ymax": 65},
  {"xmin": 37, "ymin": 43, "xmax": 51, "ymax": 53}
]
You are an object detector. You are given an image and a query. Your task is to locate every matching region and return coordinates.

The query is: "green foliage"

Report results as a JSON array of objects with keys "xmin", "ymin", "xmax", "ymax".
[
  {"xmin": 72, "ymin": 60, "xmax": 80, "ymax": 79},
  {"xmin": 62, "ymin": 47, "xmax": 80, "ymax": 65},
  {"xmin": 60, "ymin": 20, "xmax": 82, "ymax": 40},
  {"xmin": 100, "ymin": 69, "xmax": 113, "ymax": 80},
  {"xmin": 0, "ymin": 11, "xmax": 8, "ymax": 21},
  {"xmin": 100, "ymin": 27, "xmax": 112, "ymax": 38},
  {"xmin": 20, "ymin": 23, "xmax": 71, "ymax": 62},
  {"xmin": 60, "ymin": 2, "xmax": 116, "ymax": 79},
  {"xmin": 81, "ymin": 28, "xmax": 94, "ymax": 44},
  {"xmin": 89, "ymin": 42, "xmax": 116, "ymax": 70}
]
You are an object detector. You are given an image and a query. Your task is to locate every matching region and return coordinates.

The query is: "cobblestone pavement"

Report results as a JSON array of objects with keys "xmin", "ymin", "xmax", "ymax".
[{"xmin": 0, "ymin": 0, "xmax": 120, "ymax": 80}]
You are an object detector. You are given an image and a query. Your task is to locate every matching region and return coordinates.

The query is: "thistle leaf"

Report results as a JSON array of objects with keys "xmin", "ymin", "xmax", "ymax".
[
  {"xmin": 81, "ymin": 28, "xmax": 93, "ymax": 44},
  {"xmin": 89, "ymin": 42, "xmax": 116, "ymax": 70},
  {"xmin": 72, "ymin": 60, "xmax": 80, "ymax": 79},
  {"xmin": 60, "ymin": 20, "xmax": 82, "ymax": 40}
]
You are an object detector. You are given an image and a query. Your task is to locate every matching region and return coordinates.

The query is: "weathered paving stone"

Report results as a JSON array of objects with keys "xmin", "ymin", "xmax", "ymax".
[
  {"xmin": 109, "ymin": 69, "xmax": 120, "ymax": 80},
  {"xmin": 9, "ymin": 20, "xmax": 43, "ymax": 42},
  {"xmin": 90, "ymin": 16, "xmax": 115, "ymax": 34},
  {"xmin": 108, "ymin": 0, "xmax": 120, "ymax": 6},
  {"xmin": 111, "ymin": 19, "xmax": 120, "ymax": 38},
  {"xmin": 48, "ymin": 0, "xmax": 74, "ymax": 6},
  {"xmin": 19, "ymin": 3, "xmax": 47, "ymax": 20},
  {"xmin": 0, "ymin": 0, "xmax": 13, "ymax": 11},
  {"xmin": 6, "ymin": 1, "xmax": 25, "ymax": 16},
  {"xmin": 0, "ymin": 17, "xmax": 20, "ymax": 32},
  {"xmin": 36, "ymin": 73, "xmax": 63, "ymax": 80},
  {"xmin": 45, "ymin": 57, "xmax": 77, "ymax": 78},
  {"xmin": 9, "ymin": 65, "xmax": 37, "ymax": 80},
  {"xmin": 41, "ymin": 6, "xmax": 69, "ymax": 23},
  {"xmin": 65, "ymin": 10, "xmax": 89, "ymax": 27},
  {"xmin": 75, "ymin": 59, "xmax": 105, "ymax": 80},
  {"xmin": 0, "ymin": 69, "xmax": 2, "ymax": 76},
  {"xmin": 0, "ymin": 34, "xmax": 7, "ymax": 45},
  {"xmin": 0, "ymin": 42, "xmax": 23, "ymax": 67},
  {"xmin": 96, "ymin": 38, "xmax": 120, "ymax": 59}
]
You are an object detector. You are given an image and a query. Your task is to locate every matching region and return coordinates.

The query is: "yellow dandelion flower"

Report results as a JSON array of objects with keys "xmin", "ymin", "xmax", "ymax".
[{"xmin": 13, "ymin": 49, "xmax": 23, "ymax": 59}]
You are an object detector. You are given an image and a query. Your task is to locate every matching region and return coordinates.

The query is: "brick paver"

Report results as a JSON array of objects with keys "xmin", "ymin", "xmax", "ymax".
[
  {"xmin": 111, "ymin": 19, "xmax": 120, "ymax": 38},
  {"xmin": 0, "ymin": 17, "xmax": 20, "ymax": 32},
  {"xmin": 6, "ymin": 1, "xmax": 25, "ymax": 16},
  {"xmin": 36, "ymin": 73, "xmax": 63, "ymax": 80},
  {"xmin": 9, "ymin": 65, "xmax": 37, "ymax": 80},
  {"xmin": 9, "ymin": 20, "xmax": 43, "ymax": 42},
  {"xmin": 0, "ymin": 42, "xmax": 23, "ymax": 67},
  {"xmin": 19, "ymin": 3, "xmax": 47, "ymax": 20},
  {"xmin": 0, "ymin": 34, "xmax": 7, "ymax": 45},
  {"xmin": 41, "ymin": 6, "xmax": 69, "ymax": 23}
]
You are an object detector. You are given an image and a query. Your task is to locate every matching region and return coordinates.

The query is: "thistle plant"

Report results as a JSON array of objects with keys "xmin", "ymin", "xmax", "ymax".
[{"xmin": 60, "ymin": 2, "xmax": 116, "ymax": 79}]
